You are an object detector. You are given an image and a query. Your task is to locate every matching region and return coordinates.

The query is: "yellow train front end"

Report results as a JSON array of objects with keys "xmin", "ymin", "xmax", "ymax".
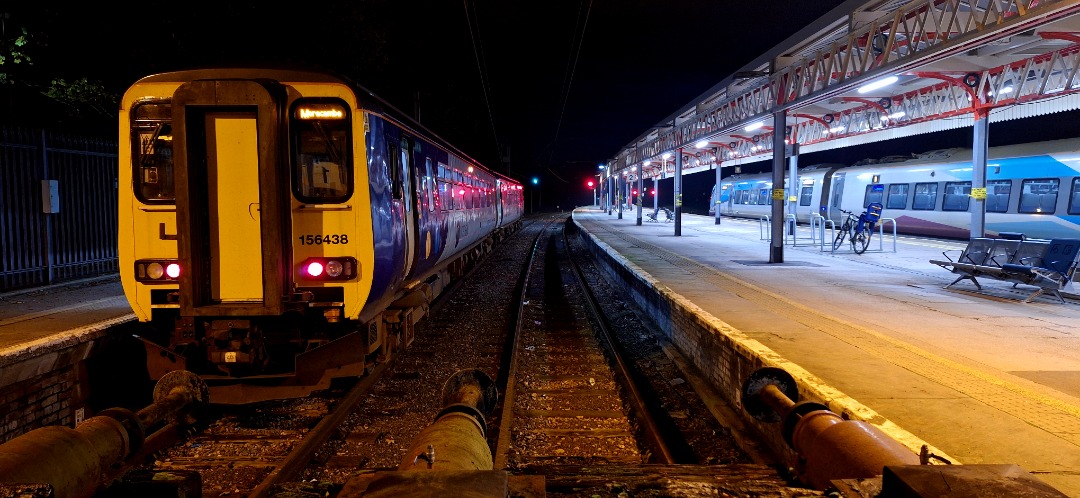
[{"xmin": 118, "ymin": 69, "xmax": 379, "ymax": 401}]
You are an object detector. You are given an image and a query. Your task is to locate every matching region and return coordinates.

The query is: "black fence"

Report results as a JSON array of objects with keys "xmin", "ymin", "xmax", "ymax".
[{"xmin": 0, "ymin": 126, "xmax": 118, "ymax": 292}]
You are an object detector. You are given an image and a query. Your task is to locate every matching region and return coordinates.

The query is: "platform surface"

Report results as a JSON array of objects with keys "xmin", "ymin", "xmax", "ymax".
[{"xmin": 574, "ymin": 206, "xmax": 1080, "ymax": 496}]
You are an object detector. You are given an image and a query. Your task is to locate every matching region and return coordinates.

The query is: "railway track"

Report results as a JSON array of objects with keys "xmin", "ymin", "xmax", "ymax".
[
  {"xmin": 492, "ymin": 216, "xmax": 670, "ymax": 468},
  {"xmin": 108, "ymin": 214, "xmax": 808, "ymax": 497}
]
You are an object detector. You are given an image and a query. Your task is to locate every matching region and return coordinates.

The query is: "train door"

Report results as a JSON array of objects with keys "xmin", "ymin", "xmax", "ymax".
[
  {"xmin": 496, "ymin": 179, "xmax": 505, "ymax": 226},
  {"xmin": 827, "ymin": 171, "xmax": 846, "ymax": 223},
  {"xmin": 394, "ymin": 136, "xmax": 417, "ymax": 278},
  {"xmin": 172, "ymin": 79, "xmax": 288, "ymax": 317}
]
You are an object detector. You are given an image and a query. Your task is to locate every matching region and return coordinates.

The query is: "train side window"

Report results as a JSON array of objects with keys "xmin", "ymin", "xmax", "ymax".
[
  {"xmin": 437, "ymin": 162, "xmax": 451, "ymax": 211},
  {"xmin": 799, "ymin": 186, "xmax": 813, "ymax": 206},
  {"xmin": 1019, "ymin": 178, "xmax": 1058, "ymax": 214},
  {"xmin": 1069, "ymin": 178, "xmax": 1080, "ymax": 215},
  {"xmin": 886, "ymin": 183, "xmax": 909, "ymax": 210},
  {"xmin": 942, "ymin": 181, "xmax": 971, "ymax": 212},
  {"xmin": 986, "ymin": 180, "xmax": 1011, "ymax": 213},
  {"xmin": 130, "ymin": 101, "xmax": 175, "ymax": 203},
  {"xmin": 438, "ymin": 180, "xmax": 452, "ymax": 210},
  {"xmin": 291, "ymin": 100, "xmax": 351, "ymax": 203},
  {"xmin": 912, "ymin": 182, "xmax": 938, "ymax": 210},
  {"xmin": 864, "ymin": 183, "xmax": 884, "ymax": 207}
]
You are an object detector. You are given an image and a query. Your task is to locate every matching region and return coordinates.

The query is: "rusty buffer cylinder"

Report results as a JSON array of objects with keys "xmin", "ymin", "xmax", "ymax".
[
  {"xmin": 0, "ymin": 370, "xmax": 207, "ymax": 498},
  {"xmin": 789, "ymin": 404, "xmax": 919, "ymax": 489},
  {"xmin": 0, "ymin": 415, "xmax": 131, "ymax": 498},
  {"xmin": 742, "ymin": 367, "xmax": 918, "ymax": 490},
  {"xmin": 398, "ymin": 369, "xmax": 499, "ymax": 472}
]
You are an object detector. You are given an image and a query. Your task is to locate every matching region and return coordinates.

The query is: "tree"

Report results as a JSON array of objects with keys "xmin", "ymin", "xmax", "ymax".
[{"xmin": 1, "ymin": 10, "xmax": 117, "ymax": 131}]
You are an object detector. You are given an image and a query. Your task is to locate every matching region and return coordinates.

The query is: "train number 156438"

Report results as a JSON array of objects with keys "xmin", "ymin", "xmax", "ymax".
[{"xmin": 298, "ymin": 234, "xmax": 349, "ymax": 245}]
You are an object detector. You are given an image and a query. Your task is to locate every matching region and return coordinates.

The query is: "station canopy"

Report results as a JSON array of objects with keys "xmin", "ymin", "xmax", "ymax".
[{"xmin": 608, "ymin": 0, "xmax": 1080, "ymax": 180}]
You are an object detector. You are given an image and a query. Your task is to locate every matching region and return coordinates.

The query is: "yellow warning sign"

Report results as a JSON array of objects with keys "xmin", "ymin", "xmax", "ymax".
[
  {"xmin": 772, "ymin": 189, "xmax": 785, "ymax": 200},
  {"xmin": 970, "ymin": 188, "xmax": 987, "ymax": 200}
]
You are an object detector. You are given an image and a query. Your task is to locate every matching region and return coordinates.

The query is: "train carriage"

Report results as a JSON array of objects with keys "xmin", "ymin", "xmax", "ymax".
[
  {"xmin": 711, "ymin": 137, "xmax": 1080, "ymax": 241},
  {"xmin": 119, "ymin": 68, "xmax": 522, "ymax": 402}
]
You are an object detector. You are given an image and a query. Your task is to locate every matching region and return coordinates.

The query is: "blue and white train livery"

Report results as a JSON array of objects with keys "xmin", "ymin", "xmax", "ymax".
[{"xmin": 711, "ymin": 138, "xmax": 1080, "ymax": 240}]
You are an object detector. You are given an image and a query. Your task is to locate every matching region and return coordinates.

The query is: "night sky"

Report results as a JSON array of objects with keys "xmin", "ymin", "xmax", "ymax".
[{"xmin": 4, "ymin": 1, "xmax": 1078, "ymax": 211}]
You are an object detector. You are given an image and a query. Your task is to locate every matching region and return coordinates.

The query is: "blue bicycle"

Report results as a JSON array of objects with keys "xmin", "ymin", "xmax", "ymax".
[{"xmin": 832, "ymin": 203, "xmax": 883, "ymax": 254}]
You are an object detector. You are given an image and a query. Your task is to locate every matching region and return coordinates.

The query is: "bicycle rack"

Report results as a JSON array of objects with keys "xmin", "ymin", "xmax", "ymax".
[
  {"xmin": 823, "ymin": 216, "xmax": 898, "ymax": 254},
  {"xmin": 759, "ymin": 215, "xmax": 771, "ymax": 240},
  {"xmin": 808, "ymin": 214, "xmax": 825, "ymax": 245}
]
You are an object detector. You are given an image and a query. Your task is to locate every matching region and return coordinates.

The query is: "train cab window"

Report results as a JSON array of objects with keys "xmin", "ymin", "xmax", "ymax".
[
  {"xmin": 986, "ymin": 180, "xmax": 1012, "ymax": 213},
  {"xmin": 885, "ymin": 184, "xmax": 909, "ymax": 210},
  {"xmin": 942, "ymin": 182, "xmax": 971, "ymax": 212},
  {"xmin": 1069, "ymin": 178, "xmax": 1080, "ymax": 215},
  {"xmin": 291, "ymin": 100, "xmax": 351, "ymax": 203},
  {"xmin": 912, "ymin": 182, "xmax": 938, "ymax": 210},
  {"xmin": 799, "ymin": 186, "xmax": 813, "ymax": 206},
  {"xmin": 130, "ymin": 101, "xmax": 175, "ymax": 203},
  {"xmin": 864, "ymin": 183, "xmax": 885, "ymax": 207},
  {"xmin": 1019, "ymin": 178, "xmax": 1058, "ymax": 214}
]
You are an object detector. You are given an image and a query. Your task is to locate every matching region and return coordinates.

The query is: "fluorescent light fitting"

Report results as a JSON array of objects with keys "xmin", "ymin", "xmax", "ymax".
[
  {"xmin": 695, "ymin": 140, "xmax": 709, "ymax": 148},
  {"xmin": 857, "ymin": 75, "xmax": 899, "ymax": 94},
  {"xmin": 744, "ymin": 121, "xmax": 764, "ymax": 132}
]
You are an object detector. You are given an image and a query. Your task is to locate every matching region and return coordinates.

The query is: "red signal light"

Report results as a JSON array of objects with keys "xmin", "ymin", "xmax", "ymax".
[
  {"xmin": 587, "ymin": 180, "xmax": 594, "ymax": 188},
  {"xmin": 632, "ymin": 189, "xmax": 638, "ymax": 196}
]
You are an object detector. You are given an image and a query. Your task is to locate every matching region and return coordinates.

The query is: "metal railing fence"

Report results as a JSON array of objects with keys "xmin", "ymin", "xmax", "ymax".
[{"xmin": 1, "ymin": 125, "xmax": 118, "ymax": 292}]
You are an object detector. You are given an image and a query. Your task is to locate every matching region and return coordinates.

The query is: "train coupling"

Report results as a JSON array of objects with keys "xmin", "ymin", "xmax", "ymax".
[{"xmin": 741, "ymin": 367, "xmax": 1069, "ymax": 497}]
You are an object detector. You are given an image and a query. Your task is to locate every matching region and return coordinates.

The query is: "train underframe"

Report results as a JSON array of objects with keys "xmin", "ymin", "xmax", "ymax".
[{"xmin": 136, "ymin": 221, "xmax": 520, "ymax": 404}]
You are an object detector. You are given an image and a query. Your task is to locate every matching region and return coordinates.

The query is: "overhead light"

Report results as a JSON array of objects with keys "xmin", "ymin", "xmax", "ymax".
[
  {"xmin": 881, "ymin": 111, "xmax": 906, "ymax": 121},
  {"xmin": 744, "ymin": 121, "xmax": 764, "ymax": 132},
  {"xmin": 829, "ymin": 126, "xmax": 845, "ymax": 134},
  {"xmin": 857, "ymin": 75, "xmax": 899, "ymax": 94},
  {"xmin": 643, "ymin": 160, "xmax": 651, "ymax": 166},
  {"xmin": 662, "ymin": 152, "xmax": 672, "ymax": 160},
  {"xmin": 695, "ymin": 140, "xmax": 709, "ymax": 148}
]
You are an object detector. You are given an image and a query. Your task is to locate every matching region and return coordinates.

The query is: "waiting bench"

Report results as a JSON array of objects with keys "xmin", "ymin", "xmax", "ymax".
[{"xmin": 930, "ymin": 235, "xmax": 1080, "ymax": 303}]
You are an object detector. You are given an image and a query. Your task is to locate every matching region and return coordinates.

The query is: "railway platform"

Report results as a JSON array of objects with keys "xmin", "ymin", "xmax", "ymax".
[
  {"xmin": 0, "ymin": 275, "xmax": 133, "ymax": 369},
  {"xmin": 572, "ymin": 205, "xmax": 1080, "ymax": 496}
]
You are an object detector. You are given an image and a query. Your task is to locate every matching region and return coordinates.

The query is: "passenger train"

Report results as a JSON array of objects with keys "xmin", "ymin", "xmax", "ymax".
[
  {"xmin": 118, "ymin": 68, "xmax": 523, "ymax": 402},
  {"xmin": 710, "ymin": 137, "xmax": 1080, "ymax": 240}
]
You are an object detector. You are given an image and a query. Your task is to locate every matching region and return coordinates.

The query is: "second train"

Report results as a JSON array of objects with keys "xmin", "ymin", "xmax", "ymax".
[{"xmin": 711, "ymin": 137, "xmax": 1080, "ymax": 240}]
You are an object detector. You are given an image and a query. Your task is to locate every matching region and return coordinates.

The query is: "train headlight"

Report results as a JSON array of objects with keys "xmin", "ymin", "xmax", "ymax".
[
  {"xmin": 135, "ymin": 260, "xmax": 181, "ymax": 283},
  {"xmin": 147, "ymin": 262, "xmax": 164, "ymax": 279},
  {"xmin": 299, "ymin": 257, "xmax": 357, "ymax": 281}
]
